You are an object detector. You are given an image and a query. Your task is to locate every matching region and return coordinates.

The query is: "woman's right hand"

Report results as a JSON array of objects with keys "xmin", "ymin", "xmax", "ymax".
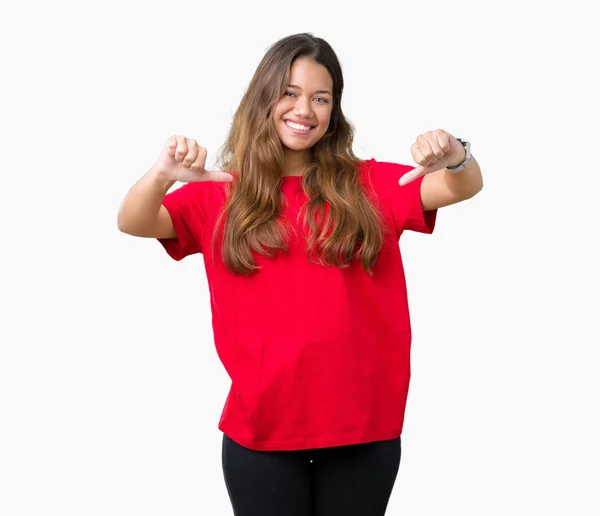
[{"xmin": 154, "ymin": 135, "xmax": 234, "ymax": 183}]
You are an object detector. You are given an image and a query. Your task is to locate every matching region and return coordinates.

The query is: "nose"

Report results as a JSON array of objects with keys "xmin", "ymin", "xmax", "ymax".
[{"xmin": 293, "ymin": 96, "xmax": 313, "ymax": 118}]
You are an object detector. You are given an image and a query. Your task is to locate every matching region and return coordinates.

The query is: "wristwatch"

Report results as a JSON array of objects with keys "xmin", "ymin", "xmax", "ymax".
[{"xmin": 445, "ymin": 138, "xmax": 474, "ymax": 173}]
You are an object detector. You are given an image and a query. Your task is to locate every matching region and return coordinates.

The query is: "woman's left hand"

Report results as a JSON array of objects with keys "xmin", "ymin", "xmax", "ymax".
[{"xmin": 399, "ymin": 129, "xmax": 466, "ymax": 186}]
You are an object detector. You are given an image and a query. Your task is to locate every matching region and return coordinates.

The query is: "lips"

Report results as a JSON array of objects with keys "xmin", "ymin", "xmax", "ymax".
[
  {"xmin": 283, "ymin": 120, "xmax": 315, "ymax": 137},
  {"xmin": 284, "ymin": 119, "xmax": 315, "ymax": 130}
]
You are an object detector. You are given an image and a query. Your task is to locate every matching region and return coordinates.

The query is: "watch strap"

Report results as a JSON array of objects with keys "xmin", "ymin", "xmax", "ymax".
[{"xmin": 445, "ymin": 138, "xmax": 473, "ymax": 173}]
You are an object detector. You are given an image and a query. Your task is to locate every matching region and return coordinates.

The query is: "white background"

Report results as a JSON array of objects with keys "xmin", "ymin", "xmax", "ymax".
[{"xmin": 1, "ymin": 0, "xmax": 598, "ymax": 514}]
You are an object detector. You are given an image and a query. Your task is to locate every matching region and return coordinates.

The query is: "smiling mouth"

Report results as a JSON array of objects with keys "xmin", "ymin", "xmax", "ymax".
[{"xmin": 284, "ymin": 120, "xmax": 314, "ymax": 133}]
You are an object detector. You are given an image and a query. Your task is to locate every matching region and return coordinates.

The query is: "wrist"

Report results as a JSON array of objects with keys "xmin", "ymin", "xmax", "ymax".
[
  {"xmin": 447, "ymin": 147, "xmax": 467, "ymax": 168},
  {"xmin": 146, "ymin": 166, "xmax": 176, "ymax": 195},
  {"xmin": 445, "ymin": 138, "xmax": 473, "ymax": 173},
  {"xmin": 149, "ymin": 165, "xmax": 176, "ymax": 190}
]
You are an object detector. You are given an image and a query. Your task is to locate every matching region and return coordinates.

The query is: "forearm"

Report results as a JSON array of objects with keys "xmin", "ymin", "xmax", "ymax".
[
  {"xmin": 117, "ymin": 165, "xmax": 176, "ymax": 234},
  {"xmin": 442, "ymin": 156, "xmax": 483, "ymax": 200}
]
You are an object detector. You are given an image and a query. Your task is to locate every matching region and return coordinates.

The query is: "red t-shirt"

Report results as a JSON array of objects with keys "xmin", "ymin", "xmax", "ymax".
[{"xmin": 157, "ymin": 158, "xmax": 436, "ymax": 451}]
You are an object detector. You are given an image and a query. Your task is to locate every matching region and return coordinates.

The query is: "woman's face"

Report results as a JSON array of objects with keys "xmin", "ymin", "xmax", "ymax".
[{"xmin": 273, "ymin": 58, "xmax": 334, "ymax": 153}]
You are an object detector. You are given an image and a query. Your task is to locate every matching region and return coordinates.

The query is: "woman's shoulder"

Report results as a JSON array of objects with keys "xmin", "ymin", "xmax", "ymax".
[
  {"xmin": 172, "ymin": 176, "xmax": 230, "ymax": 196},
  {"xmin": 359, "ymin": 158, "xmax": 413, "ymax": 173},
  {"xmin": 358, "ymin": 158, "xmax": 414, "ymax": 187}
]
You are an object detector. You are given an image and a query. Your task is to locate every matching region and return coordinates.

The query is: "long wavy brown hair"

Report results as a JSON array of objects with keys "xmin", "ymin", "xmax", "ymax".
[{"xmin": 212, "ymin": 33, "xmax": 389, "ymax": 276}]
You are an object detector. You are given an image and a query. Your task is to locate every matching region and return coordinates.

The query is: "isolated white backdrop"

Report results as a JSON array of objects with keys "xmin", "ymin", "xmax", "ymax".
[{"xmin": 1, "ymin": 0, "xmax": 598, "ymax": 515}]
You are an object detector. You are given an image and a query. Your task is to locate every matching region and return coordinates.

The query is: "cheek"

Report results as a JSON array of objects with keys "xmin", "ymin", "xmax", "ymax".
[
  {"xmin": 318, "ymin": 110, "xmax": 333, "ymax": 132},
  {"xmin": 274, "ymin": 99, "xmax": 292, "ymax": 119},
  {"xmin": 272, "ymin": 106, "xmax": 283, "ymax": 121}
]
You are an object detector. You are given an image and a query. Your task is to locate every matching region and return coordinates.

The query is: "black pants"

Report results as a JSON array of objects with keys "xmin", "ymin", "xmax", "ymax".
[{"xmin": 221, "ymin": 433, "xmax": 401, "ymax": 516}]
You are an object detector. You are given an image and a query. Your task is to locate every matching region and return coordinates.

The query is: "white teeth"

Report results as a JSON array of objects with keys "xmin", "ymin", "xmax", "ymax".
[{"xmin": 286, "ymin": 120, "xmax": 312, "ymax": 131}]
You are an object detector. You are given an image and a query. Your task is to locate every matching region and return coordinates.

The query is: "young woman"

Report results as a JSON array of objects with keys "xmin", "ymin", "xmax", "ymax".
[{"xmin": 118, "ymin": 33, "xmax": 483, "ymax": 516}]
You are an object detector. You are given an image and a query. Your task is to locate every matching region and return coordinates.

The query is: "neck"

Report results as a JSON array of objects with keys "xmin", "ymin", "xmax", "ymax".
[{"xmin": 282, "ymin": 148, "xmax": 310, "ymax": 176}]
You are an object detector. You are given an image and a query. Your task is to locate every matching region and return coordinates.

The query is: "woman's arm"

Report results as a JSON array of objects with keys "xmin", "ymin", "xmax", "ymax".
[
  {"xmin": 117, "ymin": 165, "xmax": 177, "ymax": 238},
  {"xmin": 420, "ymin": 157, "xmax": 483, "ymax": 211},
  {"xmin": 398, "ymin": 130, "xmax": 484, "ymax": 211}
]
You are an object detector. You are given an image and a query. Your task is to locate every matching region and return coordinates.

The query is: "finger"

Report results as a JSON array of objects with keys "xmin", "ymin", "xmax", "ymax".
[
  {"xmin": 427, "ymin": 133, "xmax": 446, "ymax": 160},
  {"xmin": 419, "ymin": 135, "xmax": 439, "ymax": 164},
  {"xmin": 166, "ymin": 135, "xmax": 178, "ymax": 157},
  {"xmin": 190, "ymin": 146, "xmax": 208, "ymax": 171},
  {"xmin": 400, "ymin": 145, "xmax": 429, "ymax": 186},
  {"xmin": 434, "ymin": 131, "xmax": 452, "ymax": 154},
  {"xmin": 410, "ymin": 142, "xmax": 430, "ymax": 168},
  {"xmin": 203, "ymin": 170, "xmax": 235, "ymax": 182},
  {"xmin": 174, "ymin": 135, "xmax": 188, "ymax": 162},
  {"xmin": 182, "ymin": 139, "xmax": 199, "ymax": 167},
  {"xmin": 398, "ymin": 165, "xmax": 426, "ymax": 186}
]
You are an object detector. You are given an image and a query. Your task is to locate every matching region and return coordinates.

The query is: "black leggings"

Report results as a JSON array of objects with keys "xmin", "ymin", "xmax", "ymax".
[{"xmin": 221, "ymin": 434, "xmax": 401, "ymax": 516}]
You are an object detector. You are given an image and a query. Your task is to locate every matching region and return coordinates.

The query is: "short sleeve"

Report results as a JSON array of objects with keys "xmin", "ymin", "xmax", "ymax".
[
  {"xmin": 367, "ymin": 159, "xmax": 437, "ymax": 237},
  {"xmin": 157, "ymin": 181, "xmax": 205, "ymax": 260}
]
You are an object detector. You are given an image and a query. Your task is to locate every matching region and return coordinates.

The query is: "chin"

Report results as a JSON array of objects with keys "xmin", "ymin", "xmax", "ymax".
[{"xmin": 282, "ymin": 141, "xmax": 313, "ymax": 152}]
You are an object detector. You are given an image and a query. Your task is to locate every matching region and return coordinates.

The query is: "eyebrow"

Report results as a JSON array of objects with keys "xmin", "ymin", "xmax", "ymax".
[{"xmin": 288, "ymin": 84, "xmax": 332, "ymax": 96}]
